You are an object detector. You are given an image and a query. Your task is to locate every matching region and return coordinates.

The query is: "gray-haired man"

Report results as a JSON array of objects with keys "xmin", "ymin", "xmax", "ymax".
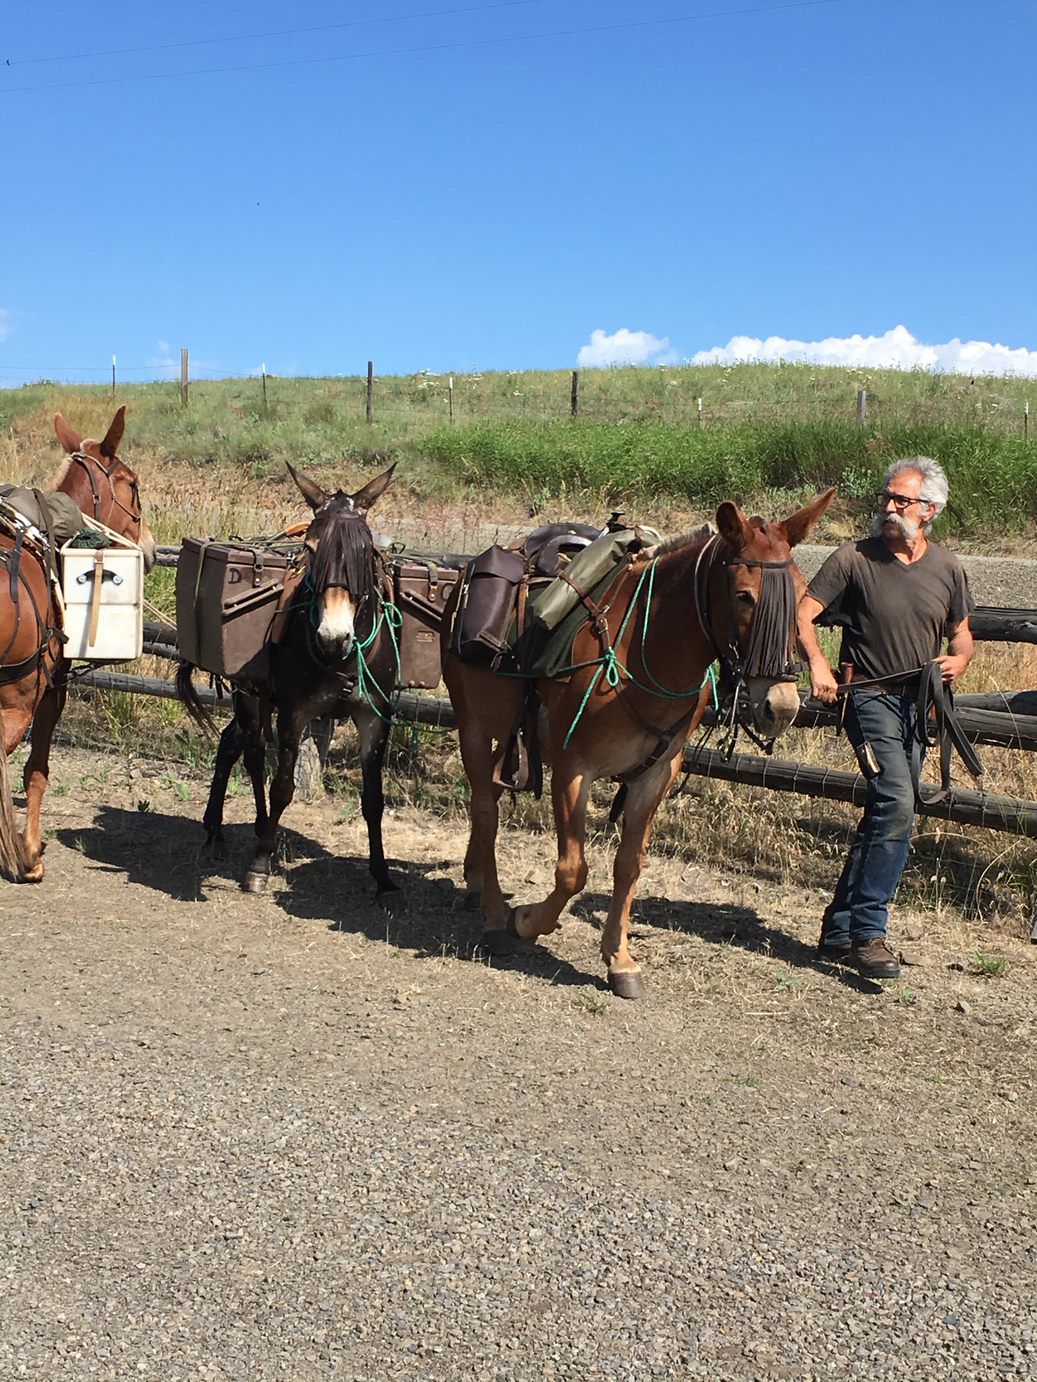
[{"xmin": 796, "ymin": 457, "xmax": 974, "ymax": 979}]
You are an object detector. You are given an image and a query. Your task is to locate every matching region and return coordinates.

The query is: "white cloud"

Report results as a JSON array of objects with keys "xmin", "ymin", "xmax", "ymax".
[
  {"xmin": 578, "ymin": 327, "xmax": 673, "ymax": 368},
  {"xmin": 0, "ymin": 309, "xmax": 10, "ymax": 343},
  {"xmin": 149, "ymin": 342, "xmax": 178, "ymax": 380},
  {"xmin": 687, "ymin": 324, "xmax": 1037, "ymax": 377}
]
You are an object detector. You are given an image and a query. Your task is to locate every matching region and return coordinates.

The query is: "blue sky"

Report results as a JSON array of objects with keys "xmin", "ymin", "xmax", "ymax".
[{"xmin": 2, "ymin": 0, "xmax": 1035, "ymax": 385}]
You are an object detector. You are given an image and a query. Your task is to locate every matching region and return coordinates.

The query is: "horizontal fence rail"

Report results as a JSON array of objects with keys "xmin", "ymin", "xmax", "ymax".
[{"xmin": 76, "ymin": 663, "xmax": 1037, "ymax": 839}]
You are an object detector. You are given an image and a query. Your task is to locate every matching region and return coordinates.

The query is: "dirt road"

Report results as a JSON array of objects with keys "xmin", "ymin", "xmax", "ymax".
[{"xmin": 1, "ymin": 750, "xmax": 1035, "ymax": 1380}]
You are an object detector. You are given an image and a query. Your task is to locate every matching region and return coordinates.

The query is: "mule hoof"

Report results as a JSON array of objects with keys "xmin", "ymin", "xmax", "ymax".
[
  {"xmin": 377, "ymin": 884, "xmax": 403, "ymax": 914},
  {"xmin": 608, "ymin": 970, "xmax": 645, "ymax": 1000},
  {"xmin": 479, "ymin": 928, "xmax": 531, "ymax": 957},
  {"xmin": 243, "ymin": 870, "xmax": 269, "ymax": 894}
]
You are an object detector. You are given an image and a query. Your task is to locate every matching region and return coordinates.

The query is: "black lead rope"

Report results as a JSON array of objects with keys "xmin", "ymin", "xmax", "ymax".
[
  {"xmin": 913, "ymin": 661, "xmax": 984, "ymax": 804},
  {"xmin": 834, "ymin": 663, "xmax": 984, "ymax": 805}
]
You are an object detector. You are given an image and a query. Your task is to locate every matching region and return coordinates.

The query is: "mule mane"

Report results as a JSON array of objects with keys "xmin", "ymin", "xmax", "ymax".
[
  {"xmin": 648, "ymin": 522, "xmax": 715, "ymax": 560},
  {"xmin": 48, "ymin": 456, "xmax": 74, "ymax": 489}
]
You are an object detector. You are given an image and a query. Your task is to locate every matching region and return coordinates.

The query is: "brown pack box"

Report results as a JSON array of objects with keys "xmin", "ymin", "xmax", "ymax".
[
  {"xmin": 176, "ymin": 539, "xmax": 295, "ymax": 680},
  {"xmin": 391, "ymin": 559, "xmax": 463, "ymax": 688}
]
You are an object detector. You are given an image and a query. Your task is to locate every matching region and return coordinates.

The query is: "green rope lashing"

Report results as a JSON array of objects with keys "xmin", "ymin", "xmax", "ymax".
[
  {"xmin": 560, "ymin": 558, "xmax": 719, "ymax": 750},
  {"xmin": 352, "ymin": 596, "xmax": 403, "ymax": 722}
]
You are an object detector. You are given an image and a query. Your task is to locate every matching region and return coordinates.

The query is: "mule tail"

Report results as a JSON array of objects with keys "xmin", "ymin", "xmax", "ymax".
[
  {"xmin": 0, "ymin": 736, "xmax": 27, "ymax": 882},
  {"xmin": 175, "ymin": 661, "xmax": 219, "ymax": 738}
]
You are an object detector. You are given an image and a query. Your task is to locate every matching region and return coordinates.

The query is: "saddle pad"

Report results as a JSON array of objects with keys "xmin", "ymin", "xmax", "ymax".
[{"xmin": 523, "ymin": 558, "xmax": 637, "ymax": 681}]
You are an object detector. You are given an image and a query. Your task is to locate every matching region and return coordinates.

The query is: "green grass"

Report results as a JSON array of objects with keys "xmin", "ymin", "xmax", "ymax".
[
  {"xmin": 2, "ymin": 361, "xmax": 1035, "ymax": 538},
  {"xmin": 972, "ymin": 951, "xmax": 1010, "ymax": 977}
]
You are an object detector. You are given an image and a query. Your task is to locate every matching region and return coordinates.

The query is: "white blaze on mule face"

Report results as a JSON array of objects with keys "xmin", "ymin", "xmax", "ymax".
[
  {"xmin": 747, "ymin": 677, "xmax": 800, "ymax": 738},
  {"xmin": 317, "ymin": 587, "xmax": 356, "ymax": 653}
]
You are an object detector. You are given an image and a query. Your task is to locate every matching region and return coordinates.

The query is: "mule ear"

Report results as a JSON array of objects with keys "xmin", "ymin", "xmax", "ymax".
[
  {"xmin": 100, "ymin": 406, "xmax": 126, "ymax": 459},
  {"xmin": 779, "ymin": 487, "xmax": 836, "ymax": 548},
  {"xmin": 351, "ymin": 462, "xmax": 397, "ymax": 515},
  {"xmin": 716, "ymin": 500, "xmax": 754, "ymax": 551},
  {"xmin": 285, "ymin": 461, "xmax": 329, "ymax": 512},
  {"xmin": 54, "ymin": 413, "xmax": 82, "ymax": 454}
]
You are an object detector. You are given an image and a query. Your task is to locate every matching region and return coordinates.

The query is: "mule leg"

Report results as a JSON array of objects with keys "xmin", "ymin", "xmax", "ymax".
[
  {"xmin": 236, "ymin": 694, "xmax": 269, "ymax": 840},
  {"xmin": 20, "ymin": 684, "xmax": 66, "ymax": 883},
  {"xmin": 0, "ymin": 706, "xmax": 34, "ymax": 882},
  {"xmin": 354, "ymin": 707, "xmax": 397, "ymax": 897},
  {"xmin": 600, "ymin": 753, "xmax": 683, "ymax": 999},
  {"xmin": 511, "ymin": 765, "xmax": 591, "ymax": 942},
  {"xmin": 456, "ymin": 719, "xmax": 509, "ymax": 931},
  {"xmin": 202, "ymin": 716, "xmax": 245, "ymax": 849},
  {"xmin": 245, "ymin": 709, "xmax": 301, "ymax": 893}
]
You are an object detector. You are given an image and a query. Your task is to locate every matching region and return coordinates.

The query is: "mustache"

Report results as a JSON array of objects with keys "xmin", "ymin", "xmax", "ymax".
[{"xmin": 871, "ymin": 510, "xmax": 921, "ymax": 540}]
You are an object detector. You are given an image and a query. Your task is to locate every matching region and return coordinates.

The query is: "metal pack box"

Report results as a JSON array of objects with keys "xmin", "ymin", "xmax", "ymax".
[
  {"xmin": 390, "ymin": 558, "xmax": 463, "ymax": 688},
  {"xmin": 175, "ymin": 539, "xmax": 294, "ymax": 680}
]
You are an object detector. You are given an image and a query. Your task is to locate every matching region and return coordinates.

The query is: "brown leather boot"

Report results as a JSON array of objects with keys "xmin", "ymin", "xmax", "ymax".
[
  {"xmin": 816, "ymin": 940, "xmax": 853, "ymax": 965},
  {"xmin": 849, "ymin": 938, "xmax": 901, "ymax": 979}
]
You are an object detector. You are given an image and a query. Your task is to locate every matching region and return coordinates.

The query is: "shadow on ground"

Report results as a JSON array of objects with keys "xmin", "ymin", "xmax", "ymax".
[{"xmin": 56, "ymin": 804, "xmax": 599, "ymax": 988}]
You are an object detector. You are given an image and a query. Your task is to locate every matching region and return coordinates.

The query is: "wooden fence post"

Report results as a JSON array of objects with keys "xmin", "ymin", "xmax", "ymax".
[
  {"xmin": 571, "ymin": 369, "xmax": 580, "ymax": 419},
  {"xmin": 261, "ymin": 362, "xmax": 268, "ymax": 410},
  {"xmin": 366, "ymin": 361, "xmax": 374, "ymax": 423},
  {"xmin": 180, "ymin": 348, "xmax": 189, "ymax": 407},
  {"xmin": 856, "ymin": 388, "xmax": 867, "ymax": 424},
  {"xmin": 448, "ymin": 375, "xmax": 454, "ymax": 424},
  {"xmin": 1025, "ymin": 401, "xmax": 1030, "ymax": 444},
  {"xmin": 112, "ymin": 355, "xmax": 116, "ymax": 396}
]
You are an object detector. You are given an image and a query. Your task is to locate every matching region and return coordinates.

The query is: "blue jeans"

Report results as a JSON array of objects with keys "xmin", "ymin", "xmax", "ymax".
[{"xmin": 821, "ymin": 689, "xmax": 918, "ymax": 947}]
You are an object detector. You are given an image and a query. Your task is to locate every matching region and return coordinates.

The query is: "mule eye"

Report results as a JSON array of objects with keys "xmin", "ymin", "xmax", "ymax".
[{"xmin": 735, "ymin": 589, "xmax": 756, "ymax": 607}]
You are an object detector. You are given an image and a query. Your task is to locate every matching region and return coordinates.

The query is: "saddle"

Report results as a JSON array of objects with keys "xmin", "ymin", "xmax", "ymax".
[
  {"xmin": 448, "ymin": 522, "xmax": 602, "ymax": 670},
  {"xmin": 0, "ymin": 494, "xmax": 71, "ymax": 685},
  {"xmin": 449, "ymin": 519, "xmax": 663, "ymax": 795}
]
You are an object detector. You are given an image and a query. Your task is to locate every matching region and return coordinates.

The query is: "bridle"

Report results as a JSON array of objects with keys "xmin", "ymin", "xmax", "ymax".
[
  {"xmin": 693, "ymin": 532, "xmax": 800, "ymax": 752},
  {"xmin": 298, "ymin": 503, "xmax": 384, "ymax": 658},
  {"xmin": 66, "ymin": 451, "xmax": 143, "ymax": 539},
  {"xmin": 694, "ymin": 533, "xmax": 799, "ymax": 683}
]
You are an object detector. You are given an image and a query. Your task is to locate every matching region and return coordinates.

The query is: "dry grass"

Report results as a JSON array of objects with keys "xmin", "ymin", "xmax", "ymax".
[{"xmin": 7, "ymin": 436, "xmax": 1035, "ymax": 940}]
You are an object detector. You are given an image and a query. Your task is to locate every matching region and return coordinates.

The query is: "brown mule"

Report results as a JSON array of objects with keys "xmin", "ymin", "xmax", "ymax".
[
  {"xmin": 0, "ymin": 408, "xmax": 156, "ymax": 882},
  {"xmin": 442, "ymin": 491, "xmax": 834, "ymax": 997}
]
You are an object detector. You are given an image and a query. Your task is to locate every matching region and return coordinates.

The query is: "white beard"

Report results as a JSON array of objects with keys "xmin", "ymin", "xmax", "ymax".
[{"xmin": 871, "ymin": 511, "xmax": 920, "ymax": 541}]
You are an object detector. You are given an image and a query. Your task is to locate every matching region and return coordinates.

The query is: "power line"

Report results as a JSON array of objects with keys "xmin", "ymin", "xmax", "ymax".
[
  {"xmin": 1, "ymin": 0, "xmax": 850, "ymax": 96},
  {"xmin": 5, "ymin": 0, "xmax": 560, "ymax": 68}
]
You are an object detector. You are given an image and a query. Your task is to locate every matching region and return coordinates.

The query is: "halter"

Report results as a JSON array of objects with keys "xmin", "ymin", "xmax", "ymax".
[
  {"xmin": 693, "ymin": 534, "xmax": 799, "ymax": 684},
  {"xmin": 67, "ymin": 451, "xmax": 143, "ymax": 538},
  {"xmin": 294, "ymin": 510, "xmax": 402, "ymax": 719},
  {"xmin": 692, "ymin": 533, "xmax": 800, "ymax": 755}
]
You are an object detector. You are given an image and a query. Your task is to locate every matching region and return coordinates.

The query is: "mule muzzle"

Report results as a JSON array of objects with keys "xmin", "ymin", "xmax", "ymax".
[{"xmin": 746, "ymin": 677, "xmax": 800, "ymax": 739}]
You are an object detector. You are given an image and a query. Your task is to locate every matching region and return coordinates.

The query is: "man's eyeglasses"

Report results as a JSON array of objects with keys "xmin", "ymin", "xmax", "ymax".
[{"xmin": 877, "ymin": 490, "xmax": 929, "ymax": 510}]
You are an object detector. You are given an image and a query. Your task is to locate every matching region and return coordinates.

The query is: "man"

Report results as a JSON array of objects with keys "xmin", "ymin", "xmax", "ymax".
[{"xmin": 797, "ymin": 457, "xmax": 974, "ymax": 980}]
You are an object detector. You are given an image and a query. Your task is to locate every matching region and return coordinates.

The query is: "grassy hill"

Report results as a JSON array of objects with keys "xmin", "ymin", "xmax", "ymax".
[{"xmin": 2, "ymin": 361, "xmax": 1034, "ymax": 540}]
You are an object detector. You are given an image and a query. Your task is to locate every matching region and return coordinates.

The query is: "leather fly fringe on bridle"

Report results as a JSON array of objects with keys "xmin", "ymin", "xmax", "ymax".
[
  {"xmin": 693, "ymin": 535, "xmax": 800, "ymax": 756},
  {"xmin": 306, "ymin": 508, "xmax": 378, "ymax": 621}
]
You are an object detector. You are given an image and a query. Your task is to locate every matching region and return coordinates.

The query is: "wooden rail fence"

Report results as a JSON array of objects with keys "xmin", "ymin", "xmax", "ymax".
[{"xmin": 78, "ymin": 603, "xmax": 1037, "ymax": 840}]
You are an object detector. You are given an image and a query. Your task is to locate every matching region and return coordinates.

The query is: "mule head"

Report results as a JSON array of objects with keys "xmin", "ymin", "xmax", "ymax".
[
  {"xmin": 287, "ymin": 461, "xmax": 395, "ymax": 659},
  {"xmin": 53, "ymin": 406, "xmax": 157, "ymax": 571},
  {"xmin": 714, "ymin": 488, "xmax": 835, "ymax": 739}
]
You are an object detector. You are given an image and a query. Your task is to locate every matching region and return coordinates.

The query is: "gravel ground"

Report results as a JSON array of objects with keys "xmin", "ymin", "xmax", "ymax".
[{"xmin": 1, "ymin": 751, "xmax": 1035, "ymax": 1381}]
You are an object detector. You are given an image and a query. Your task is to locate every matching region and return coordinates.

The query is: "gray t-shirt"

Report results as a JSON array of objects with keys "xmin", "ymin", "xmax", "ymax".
[{"xmin": 807, "ymin": 537, "xmax": 973, "ymax": 684}]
